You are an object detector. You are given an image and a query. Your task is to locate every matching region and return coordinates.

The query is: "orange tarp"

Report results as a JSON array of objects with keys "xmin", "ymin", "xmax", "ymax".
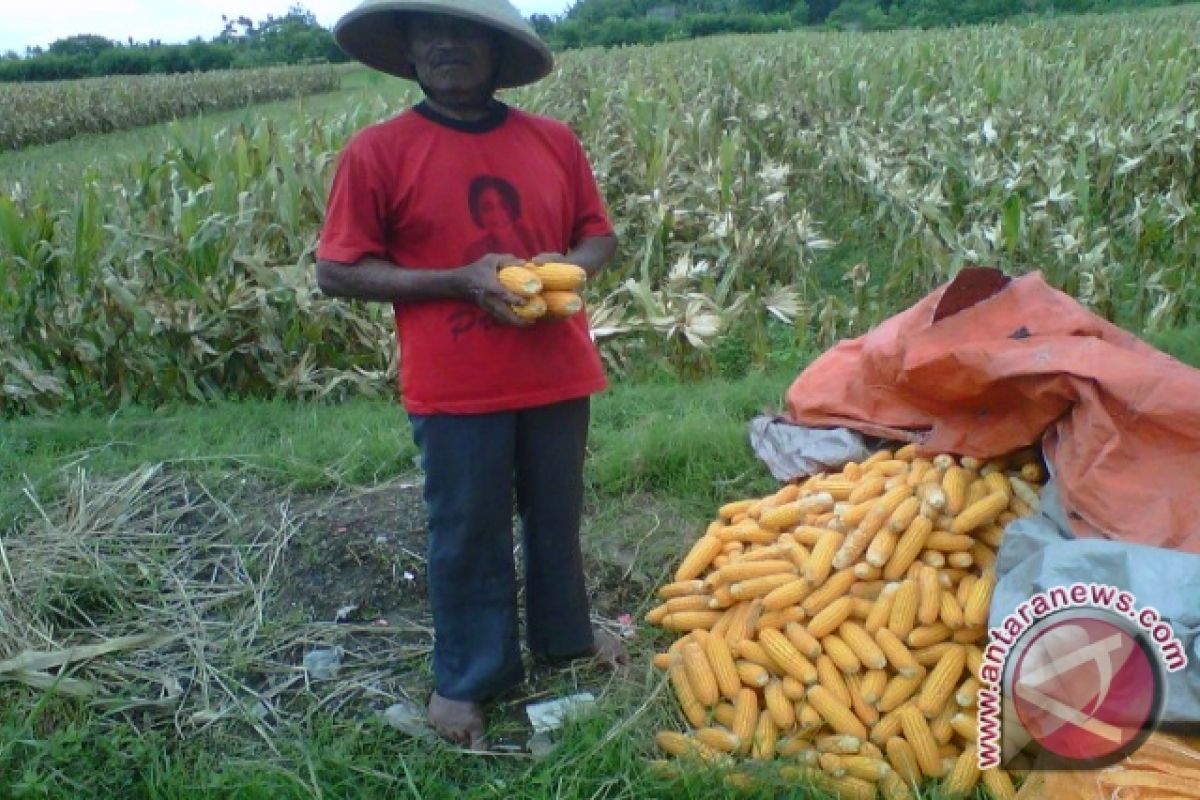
[
  {"xmin": 785, "ymin": 268, "xmax": 1200, "ymax": 553},
  {"xmin": 1014, "ymin": 731, "xmax": 1200, "ymax": 799}
]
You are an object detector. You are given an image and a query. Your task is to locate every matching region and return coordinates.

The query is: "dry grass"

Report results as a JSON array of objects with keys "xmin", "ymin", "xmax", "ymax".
[{"xmin": 0, "ymin": 466, "xmax": 440, "ymax": 742}]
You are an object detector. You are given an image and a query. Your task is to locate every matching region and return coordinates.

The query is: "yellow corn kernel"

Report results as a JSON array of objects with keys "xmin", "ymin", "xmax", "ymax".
[
  {"xmin": 760, "ymin": 627, "xmax": 819, "ymax": 684},
  {"xmin": 981, "ymin": 767, "xmax": 1018, "ymax": 800},
  {"xmin": 693, "ymin": 726, "xmax": 740, "ymax": 753},
  {"xmin": 874, "ymin": 626, "xmax": 922, "ymax": 678},
  {"xmin": 917, "ymin": 645, "xmax": 966, "ymax": 718},
  {"xmin": 658, "ymin": 578, "xmax": 706, "ymax": 600},
  {"xmin": 877, "ymin": 670, "xmax": 927, "ymax": 713},
  {"xmin": 886, "ymin": 735, "xmax": 922, "ymax": 786},
  {"xmin": 963, "ymin": 570, "xmax": 995, "ymax": 628},
  {"xmin": 880, "ymin": 770, "xmax": 917, "ymax": 800},
  {"xmin": 807, "ymin": 596, "xmax": 854, "ymax": 639},
  {"xmin": 845, "ymin": 672, "xmax": 880, "ymax": 726},
  {"xmin": 884, "ymin": 516, "xmax": 933, "ymax": 581},
  {"xmin": 668, "ymin": 662, "xmax": 707, "ymax": 728},
  {"xmin": 704, "ymin": 630, "xmax": 742, "ymax": 701},
  {"xmin": 941, "ymin": 467, "xmax": 969, "ymax": 515},
  {"xmin": 655, "ymin": 730, "xmax": 722, "ymax": 762},
  {"xmin": 756, "ymin": 605, "xmax": 807, "ymax": 632},
  {"xmin": 950, "ymin": 712, "xmax": 977, "ymax": 742},
  {"xmin": 862, "ymin": 582, "xmax": 899, "ymax": 635},
  {"xmin": 675, "ymin": 535, "xmax": 724, "ymax": 582},
  {"xmin": 940, "ymin": 589, "xmax": 966, "ymax": 630},
  {"xmin": 838, "ymin": 620, "xmax": 888, "ymax": 670},
  {"xmin": 765, "ymin": 679, "xmax": 797, "ymax": 731},
  {"xmin": 951, "ymin": 491, "xmax": 1009, "ymax": 534},
  {"xmin": 785, "ymin": 621, "xmax": 824, "ymax": 661},
  {"xmin": 735, "ymin": 660, "xmax": 770, "ymax": 689},
  {"xmin": 758, "ymin": 579, "xmax": 812, "ymax": 613},
  {"xmin": 661, "ymin": 611, "xmax": 724, "ymax": 632},
  {"xmin": 941, "ymin": 745, "xmax": 980, "ymax": 798},
  {"xmin": 800, "ymin": 568, "xmax": 857, "ymax": 616},
  {"xmin": 860, "ymin": 667, "xmax": 889, "ymax": 704},
  {"xmin": 732, "ymin": 687, "xmax": 758, "ymax": 755},
  {"xmin": 805, "ymin": 528, "xmax": 843, "ymax": 586},
  {"xmin": 816, "ymin": 653, "xmax": 852, "ymax": 705},
  {"xmin": 888, "ymin": 579, "xmax": 919, "ymax": 639},
  {"xmin": 807, "ymin": 685, "xmax": 868, "ymax": 740},
  {"xmin": 916, "ymin": 565, "xmax": 941, "ymax": 625},
  {"xmin": 751, "ymin": 708, "xmax": 778, "ymax": 760},
  {"xmin": 822, "ymin": 633, "xmax": 862, "ymax": 674},
  {"xmin": 908, "ymin": 622, "xmax": 953, "ymax": 649},
  {"xmin": 781, "ymin": 674, "xmax": 807, "ymax": 701},
  {"xmin": 899, "ymin": 705, "xmax": 944, "ymax": 778}
]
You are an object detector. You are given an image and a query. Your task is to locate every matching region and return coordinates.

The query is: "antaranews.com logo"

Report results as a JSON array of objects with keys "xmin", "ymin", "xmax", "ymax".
[{"xmin": 977, "ymin": 583, "xmax": 1189, "ymax": 771}]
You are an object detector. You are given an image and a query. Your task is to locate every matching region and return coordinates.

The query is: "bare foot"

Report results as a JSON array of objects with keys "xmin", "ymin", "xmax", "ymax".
[
  {"xmin": 590, "ymin": 627, "xmax": 630, "ymax": 669},
  {"xmin": 427, "ymin": 692, "xmax": 486, "ymax": 748}
]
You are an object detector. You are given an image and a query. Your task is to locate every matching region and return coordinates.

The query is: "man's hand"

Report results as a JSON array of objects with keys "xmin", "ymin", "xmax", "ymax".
[
  {"xmin": 530, "ymin": 252, "xmax": 567, "ymax": 265},
  {"xmin": 458, "ymin": 253, "xmax": 535, "ymax": 327}
]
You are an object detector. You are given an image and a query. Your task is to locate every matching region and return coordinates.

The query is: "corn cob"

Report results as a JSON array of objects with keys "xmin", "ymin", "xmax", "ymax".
[
  {"xmin": 735, "ymin": 660, "xmax": 770, "ymax": 688},
  {"xmin": 658, "ymin": 579, "xmax": 706, "ymax": 600},
  {"xmin": 693, "ymin": 726, "xmax": 740, "ymax": 753},
  {"xmin": 764, "ymin": 679, "xmax": 797, "ymax": 731},
  {"xmin": 815, "ymin": 653, "xmax": 852, "ymax": 705},
  {"xmin": 908, "ymin": 622, "xmax": 953, "ymax": 648},
  {"xmin": 888, "ymin": 579, "xmax": 919, "ymax": 639},
  {"xmin": 675, "ymin": 535, "xmax": 724, "ymax": 582},
  {"xmin": 840, "ymin": 620, "xmax": 888, "ymax": 670},
  {"xmin": 807, "ymin": 685, "xmax": 868, "ymax": 740},
  {"xmin": 963, "ymin": 570, "xmax": 995, "ymax": 628},
  {"xmin": 760, "ymin": 628, "xmax": 819, "ymax": 684},
  {"xmin": 704, "ymin": 632, "xmax": 742, "ymax": 701},
  {"xmin": 917, "ymin": 645, "xmax": 966, "ymax": 718},
  {"xmin": 942, "ymin": 467, "xmax": 969, "ymax": 515},
  {"xmin": 800, "ymin": 568, "xmax": 856, "ymax": 615},
  {"xmin": 981, "ymin": 767, "xmax": 1018, "ymax": 800},
  {"xmin": 732, "ymin": 687, "xmax": 758, "ymax": 755},
  {"xmin": 860, "ymin": 667, "xmax": 889, "ymax": 704},
  {"xmin": 668, "ymin": 662, "xmax": 708, "ymax": 728},
  {"xmin": 899, "ymin": 705, "xmax": 944, "ymax": 777},
  {"xmin": 941, "ymin": 745, "xmax": 980, "ymax": 797},
  {"xmin": 805, "ymin": 528, "xmax": 843, "ymax": 586},
  {"xmin": 884, "ymin": 517, "xmax": 933, "ymax": 580},
  {"xmin": 877, "ymin": 669, "xmax": 927, "ymax": 712},
  {"xmin": 751, "ymin": 710, "xmax": 778, "ymax": 760}
]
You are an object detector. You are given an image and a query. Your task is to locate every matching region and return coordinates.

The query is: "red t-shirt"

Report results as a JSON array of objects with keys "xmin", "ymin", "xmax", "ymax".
[{"xmin": 316, "ymin": 103, "xmax": 613, "ymax": 415}]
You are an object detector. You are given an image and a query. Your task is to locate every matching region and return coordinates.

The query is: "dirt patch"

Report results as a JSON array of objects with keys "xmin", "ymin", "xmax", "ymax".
[{"xmin": 273, "ymin": 476, "xmax": 431, "ymax": 626}]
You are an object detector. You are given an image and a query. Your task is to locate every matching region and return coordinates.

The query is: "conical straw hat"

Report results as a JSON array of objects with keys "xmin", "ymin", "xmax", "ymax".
[{"xmin": 334, "ymin": 0, "xmax": 554, "ymax": 89}]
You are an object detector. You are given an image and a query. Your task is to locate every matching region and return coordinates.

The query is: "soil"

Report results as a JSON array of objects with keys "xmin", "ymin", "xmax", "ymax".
[{"xmin": 274, "ymin": 476, "xmax": 431, "ymax": 626}]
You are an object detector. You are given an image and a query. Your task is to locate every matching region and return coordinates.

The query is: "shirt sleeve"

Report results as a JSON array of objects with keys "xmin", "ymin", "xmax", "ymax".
[
  {"xmin": 316, "ymin": 134, "xmax": 390, "ymax": 265},
  {"xmin": 569, "ymin": 136, "xmax": 614, "ymax": 245}
]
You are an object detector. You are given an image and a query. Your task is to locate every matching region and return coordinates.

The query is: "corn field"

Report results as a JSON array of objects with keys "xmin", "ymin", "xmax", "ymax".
[
  {"xmin": 0, "ymin": 65, "xmax": 340, "ymax": 151},
  {"xmin": 1, "ymin": 8, "xmax": 1198, "ymax": 415}
]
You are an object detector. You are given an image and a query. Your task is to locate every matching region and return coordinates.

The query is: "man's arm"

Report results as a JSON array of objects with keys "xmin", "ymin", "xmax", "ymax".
[
  {"xmin": 315, "ymin": 252, "xmax": 531, "ymax": 326},
  {"xmin": 532, "ymin": 234, "xmax": 618, "ymax": 277}
]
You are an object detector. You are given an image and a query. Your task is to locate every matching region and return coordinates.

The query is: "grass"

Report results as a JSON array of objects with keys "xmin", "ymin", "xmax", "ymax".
[{"xmin": 0, "ymin": 369, "xmax": 814, "ymax": 800}]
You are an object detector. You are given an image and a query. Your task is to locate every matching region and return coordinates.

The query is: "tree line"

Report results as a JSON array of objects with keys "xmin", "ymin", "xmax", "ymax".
[
  {"xmin": 0, "ymin": 6, "xmax": 348, "ymax": 83},
  {"xmin": 1, "ymin": 0, "xmax": 1187, "ymax": 82},
  {"xmin": 539, "ymin": 0, "xmax": 1186, "ymax": 49}
]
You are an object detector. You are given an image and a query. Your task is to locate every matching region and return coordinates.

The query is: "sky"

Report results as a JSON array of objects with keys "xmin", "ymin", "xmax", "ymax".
[{"xmin": 1, "ymin": 0, "xmax": 574, "ymax": 55}]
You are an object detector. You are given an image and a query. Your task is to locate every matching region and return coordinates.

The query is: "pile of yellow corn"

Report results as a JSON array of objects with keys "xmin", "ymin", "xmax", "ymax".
[
  {"xmin": 497, "ymin": 263, "xmax": 586, "ymax": 321},
  {"xmin": 647, "ymin": 445, "xmax": 1046, "ymax": 798}
]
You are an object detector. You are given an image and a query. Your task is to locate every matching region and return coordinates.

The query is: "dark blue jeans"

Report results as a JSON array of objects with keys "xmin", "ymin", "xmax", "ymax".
[{"xmin": 409, "ymin": 397, "xmax": 595, "ymax": 703}]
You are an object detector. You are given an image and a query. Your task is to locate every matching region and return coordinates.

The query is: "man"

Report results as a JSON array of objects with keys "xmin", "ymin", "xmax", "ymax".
[{"xmin": 316, "ymin": 0, "xmax": 627, "ymax": 748}]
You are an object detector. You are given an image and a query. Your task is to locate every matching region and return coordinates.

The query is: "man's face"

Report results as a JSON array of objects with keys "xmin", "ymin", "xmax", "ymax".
[{"xmin": 406, "ymin": 14, "xmax": 498, "ymax": 102}]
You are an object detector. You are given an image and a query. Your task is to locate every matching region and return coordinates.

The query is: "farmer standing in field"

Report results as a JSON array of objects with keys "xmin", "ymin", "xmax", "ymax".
[{"xmin": 315, "ymin": 0, "xmax": 626, "ymax": 747}]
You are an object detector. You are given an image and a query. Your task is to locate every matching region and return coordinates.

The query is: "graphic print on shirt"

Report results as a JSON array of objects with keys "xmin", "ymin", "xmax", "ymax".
[{"xmin": 462, "ymin": 175, "xmax": 537, "ymax": 264}]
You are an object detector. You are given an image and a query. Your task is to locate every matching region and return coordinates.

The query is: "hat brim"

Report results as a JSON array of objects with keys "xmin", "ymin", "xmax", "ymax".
[{"xmin": 334, "ymin": 2, "xmax": 553, "ymax": 89}]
